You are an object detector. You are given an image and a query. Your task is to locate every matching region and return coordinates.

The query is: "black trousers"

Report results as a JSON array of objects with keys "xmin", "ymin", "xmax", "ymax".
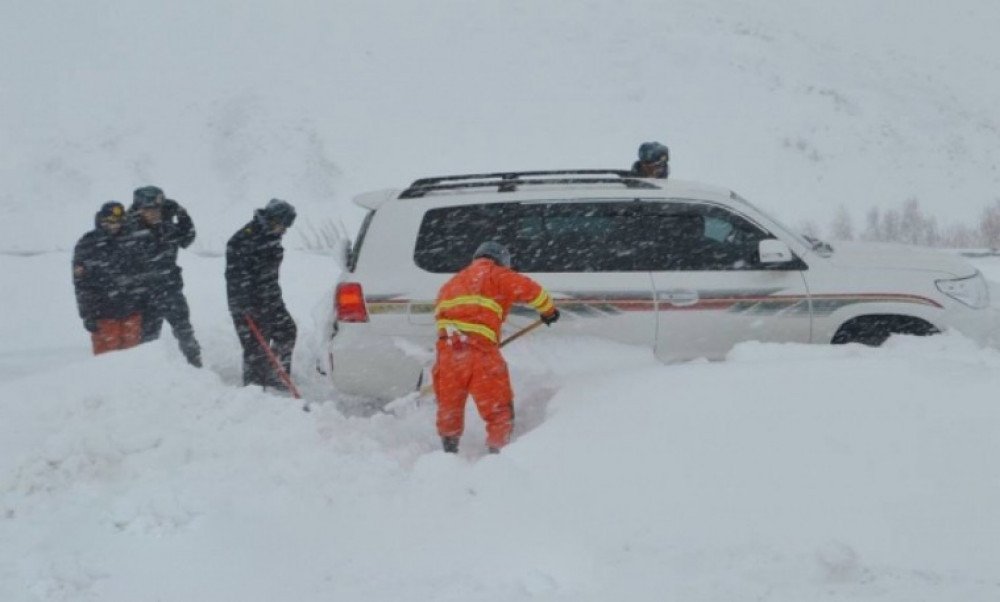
[
  {"xmin": 141, "ymin": 286, "xmax": 201, "ymax": 367},
  {"xmin": 232, "ymin": 308, "xmax": 296, "ymax": 388}
]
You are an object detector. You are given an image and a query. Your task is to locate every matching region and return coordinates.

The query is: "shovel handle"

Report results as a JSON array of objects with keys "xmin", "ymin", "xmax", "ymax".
[
  {"xmin": 244, "ymin": 314, "xmax": 302, "ymax": 399},
  {"xmin": 499, "ymin": 318, "xmax": 546, "ymax": 348}
]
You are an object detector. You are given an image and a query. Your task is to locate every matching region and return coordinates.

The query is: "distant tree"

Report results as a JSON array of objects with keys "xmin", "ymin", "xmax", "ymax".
[
  {"xmin": 899, "ymin": 198, "xmax": 923, "ymax": 245},
  {"xmin": 848, "ymin": 197, "xmax": 1000, "ymax": 249},
  {"xmin": 925, "ymin": 216, "xmax": 941, "ymax": 247},
  {"xmin": 897, "ymin": 198, "xmax": 941, "ymax": 246},
  {"xmin": 861, "ymin": 207, "xmax": 881, "ymax": 242},
  {"xmin": 978, "ymin": 199, "xmax": 1000, "ymax": 250},
  {"xmin": 797, "ymin": 219, "xmax": 821, "ymax": 240},
  {"xmin": 882, "ymin": 208, "xmax": 901, "ymax": 243},
  {"xmin": 830, "ymin": 205, "xmax": 854, "ymax": 240},
  {"xmin": 940, "ymin": 223, "xmax": 977, "ymax": 249}
]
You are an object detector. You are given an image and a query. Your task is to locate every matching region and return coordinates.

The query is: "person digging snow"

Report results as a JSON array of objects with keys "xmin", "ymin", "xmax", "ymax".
[
  {"xmin": 433, "ymin": 241, "xmax": 560, "ymax": 454},
  {"xmin": 225, "ymin": 199, "xmax": 298, "ymax": 390}
]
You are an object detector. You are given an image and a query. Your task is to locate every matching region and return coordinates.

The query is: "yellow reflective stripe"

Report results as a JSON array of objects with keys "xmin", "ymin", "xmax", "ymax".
[
  {"xmin": 529, "ymin": 290, "xmax": 554, "ymax": 313},
  {"xmin": 435, "ymin": 295, "xmax": 504, "ymax": 318},
  {"xmin": 436, "ymin": 320, "xmax": 498, "ymax": 343}
]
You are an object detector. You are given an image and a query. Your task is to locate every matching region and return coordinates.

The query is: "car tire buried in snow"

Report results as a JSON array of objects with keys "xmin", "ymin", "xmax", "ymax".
[{"xmin": 831, "ymin": 314, "xmax": 939, "ymax": 346}]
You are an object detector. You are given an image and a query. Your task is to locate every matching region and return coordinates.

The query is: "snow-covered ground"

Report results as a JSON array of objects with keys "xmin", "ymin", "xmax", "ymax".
[{"xmin": 1, "ymin": 249, "xmax": 999, "ymax": 601}]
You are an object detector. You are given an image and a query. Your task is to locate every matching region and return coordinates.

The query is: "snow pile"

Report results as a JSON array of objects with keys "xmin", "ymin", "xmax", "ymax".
[{"xmin": 2, "ymin": 316, "xmax": 999, "ymax": 600}]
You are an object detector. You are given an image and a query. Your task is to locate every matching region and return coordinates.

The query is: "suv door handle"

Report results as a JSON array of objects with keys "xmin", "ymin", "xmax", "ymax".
[{"xmin": 659, "ymin": 289, "xmax": 699, "ymax": 307}]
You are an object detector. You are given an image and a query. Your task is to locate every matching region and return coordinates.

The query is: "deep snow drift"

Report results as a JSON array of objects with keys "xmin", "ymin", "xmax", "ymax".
[{"xmin": 1, "ymin": 250, "xmax": 999, "ymax": 601}]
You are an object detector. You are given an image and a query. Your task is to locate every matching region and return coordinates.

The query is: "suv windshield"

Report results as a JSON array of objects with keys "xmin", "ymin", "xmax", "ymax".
[{"xmin": 415, "ymin": 200, "xmax": 773, "ymax": 273}]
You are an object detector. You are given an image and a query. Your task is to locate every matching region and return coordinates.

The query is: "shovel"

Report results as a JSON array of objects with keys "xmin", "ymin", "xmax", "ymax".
[{"xmin": 244, "ymin": 314, "xmax": 303, "ymax": 403}]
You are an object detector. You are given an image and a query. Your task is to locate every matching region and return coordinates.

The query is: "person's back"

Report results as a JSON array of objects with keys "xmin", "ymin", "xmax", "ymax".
[
  {"xmin": 436, "ymin": 257, "xmax": 551, "ymax": 347},
  {"xmin": 225, "ymin": 221, "xmax": 259, "ymax": 315},
  {"xmin": 226, "ymin": 214, "xmax": 286, "ymax": 319}
]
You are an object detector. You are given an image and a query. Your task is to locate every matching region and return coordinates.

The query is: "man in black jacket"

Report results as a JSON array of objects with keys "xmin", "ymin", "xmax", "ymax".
[
  {"xmin": 129, "ymin": 185, "xmax": 202, "ymax": 367},
  {"xmin": 225, "ymin": 199, "xmax": 297, "ymax": 388},
  {"xmin": 72, "ymin": 201, "xmax": 144, "ymax": 354}
]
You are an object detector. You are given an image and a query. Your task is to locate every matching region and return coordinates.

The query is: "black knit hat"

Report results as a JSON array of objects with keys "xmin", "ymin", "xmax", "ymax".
[
  {"xmin": 638, "ymin": 141, "xmax": 669, "ymax": 163},
  {"xmin": 258, "ymin": 198, "xmax": 297, "ymax": 228}
]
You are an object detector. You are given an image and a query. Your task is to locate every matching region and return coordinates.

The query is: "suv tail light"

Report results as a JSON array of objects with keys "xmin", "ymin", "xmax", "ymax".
[{"xmin": 335, "ymin": 282, "xmax": 369, "ymax": 322}]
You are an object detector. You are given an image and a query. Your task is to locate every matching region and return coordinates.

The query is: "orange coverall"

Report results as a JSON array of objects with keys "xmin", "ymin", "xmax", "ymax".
[{"xmin": 433, "ymin": 258, "xmax": 556, "ymax": 450}]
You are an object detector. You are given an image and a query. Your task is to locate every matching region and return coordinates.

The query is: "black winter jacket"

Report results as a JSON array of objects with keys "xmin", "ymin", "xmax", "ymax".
[
  {"xmin": 129, "ymin": 200, "xmax": 195, "ymax": 292},
  {"xmin": 225, "ymin": 214, "xmax": 287, "ymax": 319},
  {"xmin": 72, "ymin": 219, "xmax": 145, "ymax": 321}
]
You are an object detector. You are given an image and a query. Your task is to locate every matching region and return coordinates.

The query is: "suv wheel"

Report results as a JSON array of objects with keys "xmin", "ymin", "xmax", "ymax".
[{"xmin": 831, "ymin": 315, "xmax": 939, "ymax": 346}]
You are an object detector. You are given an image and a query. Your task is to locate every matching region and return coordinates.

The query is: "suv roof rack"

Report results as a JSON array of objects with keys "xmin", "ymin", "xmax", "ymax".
[{"xmin": 400, "ymin": 169, "xmax": 659, "ymax": 199}]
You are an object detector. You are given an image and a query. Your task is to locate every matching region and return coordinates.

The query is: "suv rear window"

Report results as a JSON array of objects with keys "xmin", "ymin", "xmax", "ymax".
[{"xmin": 414, "ymin": 200, "xmax": 772, "ymax": 273}]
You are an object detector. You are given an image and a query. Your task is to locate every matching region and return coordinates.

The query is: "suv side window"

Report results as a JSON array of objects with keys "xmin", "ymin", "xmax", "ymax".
[
  {"xmin": 413, "ymin": 200, "xmax": 778, "ymax": 273},
  {"xmin": 642, "ymin": 203, "xmax": 773, "ymax": 271},
  {"xmin": 415, "ymin": 201, "xmax": 657, "ymax": 273},
  {"xmin": 515, "ymin": 202, "xmax": 655, "ymax": 272},
  {"xmin": 414, "ymin": 203, "xmax": 511, "ymax": 273}
]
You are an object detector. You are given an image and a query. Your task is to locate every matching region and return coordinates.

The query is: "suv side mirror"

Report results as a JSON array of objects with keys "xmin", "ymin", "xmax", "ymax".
[{"xmin": 758, "ymin": 239, "xmax": 793, "ymax": 264}]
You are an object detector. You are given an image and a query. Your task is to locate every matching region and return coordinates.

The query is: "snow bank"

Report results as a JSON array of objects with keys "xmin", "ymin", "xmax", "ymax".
[{"xmin": 3, "ymin": 325, "xmax": 999, "ymax": 600}]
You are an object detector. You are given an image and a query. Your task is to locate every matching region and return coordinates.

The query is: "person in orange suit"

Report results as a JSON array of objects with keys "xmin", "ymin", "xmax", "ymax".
[{"xmin": 433, "ymin": 241, "xmax": 560, "ymax": 454}]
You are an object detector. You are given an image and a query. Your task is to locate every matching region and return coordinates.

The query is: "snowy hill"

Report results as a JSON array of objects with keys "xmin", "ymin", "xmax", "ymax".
[{"xmin": 1, "ymin": 1, "xmax": 999, "ymax": 252}]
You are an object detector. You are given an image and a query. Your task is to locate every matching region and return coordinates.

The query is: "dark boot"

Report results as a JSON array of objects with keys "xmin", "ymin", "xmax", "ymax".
[
  {"xmin": 487, "ymin": 447, "xmax": 501, "ymax": 454},
  {"xmin": 442, "ymin": 436, "xmax": 459, "ymax": 453},
  {"xmin": 183, "ymin": 347, "xmax": 202, "ymax": 368}
]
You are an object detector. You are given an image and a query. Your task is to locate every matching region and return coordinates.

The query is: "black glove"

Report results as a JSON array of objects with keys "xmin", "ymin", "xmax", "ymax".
[
  {"xmin": 83, "ymin": 317, "xmax": 98, "ymax": 333},
  {"xmin": 540, "ymin": 309, "xmax": 560, "ymax": 326},
  {"xmin": 161, "ymin": 199, "xmax": 184, "ymax": 221}
]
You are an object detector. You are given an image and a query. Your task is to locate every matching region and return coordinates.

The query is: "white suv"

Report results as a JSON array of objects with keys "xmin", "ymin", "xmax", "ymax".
[{"xmin": 324, "ymin": 170, "xmax": 997, "ymax": 400}]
